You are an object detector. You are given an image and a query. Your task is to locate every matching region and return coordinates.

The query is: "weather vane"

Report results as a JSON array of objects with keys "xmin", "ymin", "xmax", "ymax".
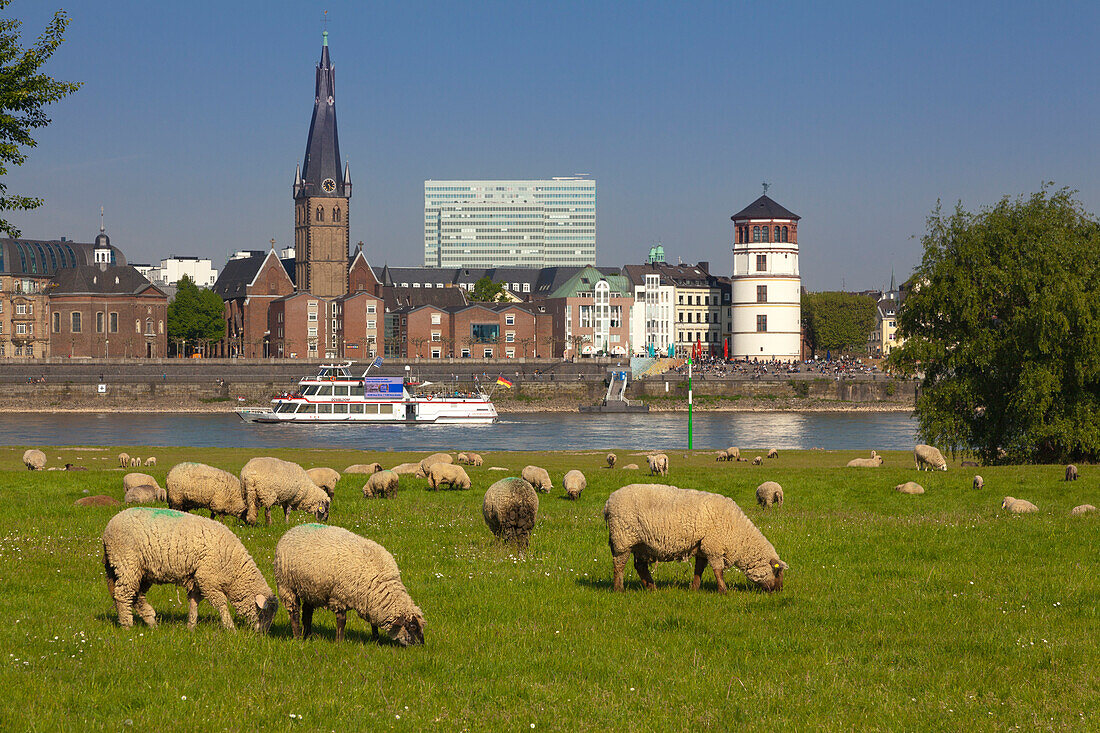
[
  {"xmin": 762, "ymin": 181, "xmax": 770, "ymax": 195},
  {"xmin": 322, "ymin": 10, "xmax": 329, "ymax": 32}
]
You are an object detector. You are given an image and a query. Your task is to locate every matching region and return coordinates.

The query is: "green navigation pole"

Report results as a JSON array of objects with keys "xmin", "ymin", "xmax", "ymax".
[{"xmin": 687, "ymin": 355, "xmax": 693, "ymax": 449}]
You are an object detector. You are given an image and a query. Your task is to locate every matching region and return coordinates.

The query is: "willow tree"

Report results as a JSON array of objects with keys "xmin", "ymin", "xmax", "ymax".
[{"xmin": 890, "ymin": 187, "xmax": 1100, "ymax": 463}]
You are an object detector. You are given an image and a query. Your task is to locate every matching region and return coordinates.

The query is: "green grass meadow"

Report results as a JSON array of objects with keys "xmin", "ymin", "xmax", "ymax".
[{"xmin": 1, "ymin": 446, "xmax": 1098, "ymax": 730}]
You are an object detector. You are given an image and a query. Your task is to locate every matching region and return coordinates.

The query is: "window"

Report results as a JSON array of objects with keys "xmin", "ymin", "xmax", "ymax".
[
  {"xmin": 15, "ymin": 303, "xmax": 27, "ymax": 315},
  {"xmin": 505, "ymin": 332, "xmax": 515, "ymax": 343},
  {"xmin": 146, "ymin": 318, "xmax": 153, "ymax": 335},
  {"xmin": 522, "ymin": 283, "xmax": 530, "ymax": 293},
  {"xmin": 431, "ymin": 313, "xmax": 441, "ymax": 325},
  {"xmin": 774, "ymin": 226, "xmax": 781, "ymax": 241},
  {"xmin": 367, "ymin": 305, "xmax": 376, "ymax": 314},
  {"xmin": 16, "ymin": 323, "xmax": 27, "ymax": 335},
  {"xmin": 333, "ymin": 207, "xmax": 341, "ymax": 222},
  {"xmin": 695, "ymin": 295, "xmax": 701, "ymax": 305},
  {"xmin": 71, "ymin": 311, "xmax": 82, "ymax": 333},
  {"xmin": 756, "ymin": 255, "xmax": 767, "ymax": 272},
  {"xmin": 461, "ymin": 348, "xmax": 470, "ymax": 357},
  {"xmin": 752, "ymin": 226, "xmax": 760, "ymax": 242},
  {"xmin": 316, "ymin": 206, "xmax": 324, "ymax": 222},
  {"xmin": 505, "ymin": 314, "xmax": 515, "ymax": 326},
  {"xmin": 471, "ymin": 324, "xmax": 499, "ymax": 343},
  {"xmin": 431, "ymin": 331, "xmax": 441, "ymax": 341},
  {"xmin": 757, "ymin": 314, "xmax": 767, "ymax": 332},
  {"xmin": 96, "ymin": 312, "xmax": 104, "ymax": 333},
  {"xmin": 367, "ymin": 320, "xmax": 376, "ymax": 329},
  {"xmin": 610, "ymin": 306, "xmax": 622, "ymax": 328},
  {"xmin": 757, "ymin": 285, "xmax": 767, "ymax": 303},
  {"xmin": 506, "ymin": 348, "xmax": 515, "ymax": 358},
  {"xmin": 110, "ymin": 312, "xmax": 119, "ymax": 333},
  {"xmin": 762, "ymin": 226, "xmax": 770, "ymax": 243},
  {"xmin": 52, "ymin": 312, "xmax": 60, "ymax": 333},
  {"xmin": 308, "ymin": 312, "xmax": 317, "ymax": 322},
  {"xmin": 308, "ymin": 327, "xmax": 318, "ymax": 337},
  {"xmin": 135, "ymin": 319, "xmax": 140, "ymax": 333},
  {"xmin": 678, "ymin": 295, "xmax": 683, "ymax": 305},
  {"xmin": 781, "ymin": 226, "xmax": 788, "ymax": 242},
  {"xmin": 483, "ymin": 348, "xmax": 493, "ymax": 358}
]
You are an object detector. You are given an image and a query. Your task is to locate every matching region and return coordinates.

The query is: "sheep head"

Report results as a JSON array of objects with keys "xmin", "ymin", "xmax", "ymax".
[
  {"xmin": 388, "ymin": 611, "xmax": 426, "ymax": 647},
  {"xmin": 254, "ymin": 594, "xmax": 279, "ymax": 633},
  {"xmin": 745, "ymin": 559, "xmax": 788, "ymax": 592}
]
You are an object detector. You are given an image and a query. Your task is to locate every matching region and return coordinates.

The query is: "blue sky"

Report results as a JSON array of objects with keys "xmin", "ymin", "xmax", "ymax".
[{"xmin": 5, "ymin": 1, "xmax": 1098, "ymax": 289}]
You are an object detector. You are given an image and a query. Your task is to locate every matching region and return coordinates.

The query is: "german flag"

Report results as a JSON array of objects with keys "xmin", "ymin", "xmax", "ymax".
[{"xmin": 496, "ymin": 376, "xmax": 514, "ymax": 388}]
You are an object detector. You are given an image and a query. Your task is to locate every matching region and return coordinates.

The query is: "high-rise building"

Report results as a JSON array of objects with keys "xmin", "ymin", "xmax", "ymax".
[{"xmin": 423, "ymin": 178, "xmax": 596, "ymax": 268}]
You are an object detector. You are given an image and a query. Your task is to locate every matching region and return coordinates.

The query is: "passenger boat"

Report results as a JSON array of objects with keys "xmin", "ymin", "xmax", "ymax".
[{"xmin": 236, "ymin": 362, "xmax": 498, "ymax": 424}]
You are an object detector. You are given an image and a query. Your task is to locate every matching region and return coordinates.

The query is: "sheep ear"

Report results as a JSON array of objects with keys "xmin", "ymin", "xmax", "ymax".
[{"xmin": 256, "ymin": 594, "xmax": 267, "ymax": 609}]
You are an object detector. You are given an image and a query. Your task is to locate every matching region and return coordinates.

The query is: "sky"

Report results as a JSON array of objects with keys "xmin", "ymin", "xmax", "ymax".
[{"xmin": 5, "ymin": 1, "xmax": 1099, "ymax": 290}]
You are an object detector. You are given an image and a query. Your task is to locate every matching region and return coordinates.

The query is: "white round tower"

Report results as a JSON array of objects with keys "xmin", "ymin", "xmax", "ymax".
[{"xmin": 729, "ymin": 192, "xmax": 801, "ymax": 362}]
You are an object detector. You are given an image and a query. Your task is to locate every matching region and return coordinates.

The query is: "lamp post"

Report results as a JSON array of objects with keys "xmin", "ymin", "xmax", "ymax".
[
  {"xmin": 105, "ymin": 339, "xmax": 109, "ymax": 359},
  {"xmin": 687, "ymin": 356, "xmax": 693, "ymax": 449}
]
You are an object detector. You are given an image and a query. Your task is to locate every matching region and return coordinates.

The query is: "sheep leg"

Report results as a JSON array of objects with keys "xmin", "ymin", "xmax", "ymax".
[
  {"xmin": 209, "ymin": 511, "xmax": 216, "ymax": 520},
  {"xmin": 691, "ymin": 556, "xmax": 707, "ymax": 590},
  {"xmin": 186, "ymin": 589, "xmax": 202, "ymax": 630},
  {"xmin": 710, "ymin": 560, "xmax": 728, "ymax": 594},
  {"xmin": 134, "ymin": 579, "xmax": 157, "ymax": 628},
  {"xmin": 112, "ymin": 575, "xmax": 140, "ymax": 628},
  {"xmin": 282, "ymin": 504, "xmax": 291, "ymax": 522},
  {"xmin": 264, "ymin": 506, "xmax": 272, "ymax": 526},
  {"xmin": 302, "ymin": 603, "xmax": 314, "ymax": 639},
  {"xmin": 335, "ymin": 610, "xmax": 346, "ymax": 642},
  {"xmin": 611, "ymin": 552, "xmax": 630, "ymax": 591},
  {"xmin": 633, "ymin": 554, "xmax": 656, "ymax": 590},
  {"xmin": 205, "ymin": 589, "xmax": 235, "ymax": 630},
  {"xmin": 371, "ymin": 624, "xmax": 379, "ymax": 640}
]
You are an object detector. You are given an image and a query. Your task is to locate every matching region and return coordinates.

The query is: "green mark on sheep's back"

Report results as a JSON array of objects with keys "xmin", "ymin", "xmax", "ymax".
[
  {"xmin": 128, "ymin": 507, "xmax": 186, "ymax": 520},
  {"xmin": 299, "ymin": 523, "xmax": 327, "ymax": 531}
]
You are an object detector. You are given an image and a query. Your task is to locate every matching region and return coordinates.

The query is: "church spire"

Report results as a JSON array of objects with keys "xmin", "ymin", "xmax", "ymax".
[{"xmin": 296, "ymin": 30, "xmax": 346, "ymax": 199}]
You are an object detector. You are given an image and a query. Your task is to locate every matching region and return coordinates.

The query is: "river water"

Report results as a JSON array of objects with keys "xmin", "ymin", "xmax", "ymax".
[{"xmin": 0, "ymin": 411, "xmax": 916, "ymax": 451}]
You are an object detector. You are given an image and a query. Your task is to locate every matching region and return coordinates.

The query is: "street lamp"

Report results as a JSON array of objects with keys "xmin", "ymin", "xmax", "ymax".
[{"xmin": 105, "ymin": 339, "xmax": 109, "ymax": 359}]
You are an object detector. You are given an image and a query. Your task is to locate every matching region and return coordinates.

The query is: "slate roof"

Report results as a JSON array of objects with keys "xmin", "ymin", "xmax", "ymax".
[
  {"xmin": 296, "ymin": 35, "xmax": 347, "ymax": 199},
  {"xmin": 49, "ymin": 264, "xmax": 163, "ymax": 297},
  {"xmin": 212, "ymin": 252, "xmax": 267, "ymax": 300},
  {"xmin": 730, "ymin": 194, "xmax": 800, "ymax": 221},
  {"xmin": 622, "ymin": 262, "xmax": 714, "ymax": 288},
  {"xmin": 382, "ymin": 285, "xmax": 468, "ymax": 310}
]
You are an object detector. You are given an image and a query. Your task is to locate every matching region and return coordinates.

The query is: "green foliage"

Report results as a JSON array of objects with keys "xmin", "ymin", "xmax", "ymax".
[
  {"xmin": 890, "ymin": 187, "xmax": 1100, "ymax": 462},
  {"xmin": 167, "ymin": 275, "xmax": 225, "ymax": 348},
  {"xmin": 0, "ymin": 2, "xmax": 81, "ymax": 237},
  {"xmin": 789, "ymin": 379, "xmax": 811, "ymax": 397},
  {"xmin": 469, "ymin": 276, "xmax": 507, "ymax": 302},
  {"xmin": 2, "ymin": 445, "xmax": 1098, "ymax": 729},
  {"xmin": 801, "ymin": 291, "xmax": 878, "ymax": 356}
]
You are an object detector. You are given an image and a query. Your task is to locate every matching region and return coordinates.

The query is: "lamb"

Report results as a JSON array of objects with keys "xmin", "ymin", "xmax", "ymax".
[
  {"xmin": 915, "ymin": 444, "xmax": 948, "ymax": 471},
  {"xmin": 103, "ymin": 507, "xmax": 277, "ymax": 631},
  {"xmin": 726, "ymin": 447, "xmax": 741, "ymax": 462},
  {"xmin": 482, "ymin": 477, "xmax": 539, "ymax": 552},
  {"xmin": 646, "ymin": 454, "xmax": 669, "ymax": 476},
  {"xmin": 144, "ymin": 457, "xmax": 157, "ymax": 467},
  {"xmin": 1002, "ymin": 496, "xmax": 1038, "ymax": 514},
  {"xmin": 604, "ymin": 483, "xmax": 787, "ymax": 593},
  {"xmin": 715, "ymin": 450, "xmax": 729, "ymax": 462},
  {"xmin": 846, "ymin": 450, "xmax": 883, "ymax": 468},
  {"xmin": 166, "ymin": 462, "xmax": 248, "ymax": 521},
  {"xmin": 767, "ymin": 449, "xmax": 779, "ymax": 459},
  {"xmin": 118, "ymin": 452, "xmax": 130, "ymax": 468},
  {"xmin": 22, "ymin": 449, "xmax": 46, "ymax": 470},
  {"xmin": 344, "ymin": 463, "xmax": 383, "ymax": 475},
  {"xmin": 456, "ymin": 452, "xmax": 470, "ymax": 464},
  {"xmin": 306, "ymin": 467, "xmax": 341, "ymax": 498},
  {"xmin": 563, "ymin": 470, "xmax": 586, "ymax": 500},
  {"xmin": 607, "ymin": 453, "xmax": 617, "ymax": 468},
  {"xmin": 124, "ymin": 485, "xmax": 164, "ymax": 504},
  {"xmin": 488, "ymin": 466, "xmax": 509, "ymax": 471},
  {"xmin": 362, "ymin": 470, "xmax": 399, "ymax": 498},
  {"xmin": 521, "ymin": 465, "xmax": 552, "ymax": 493},
  {"xmin": 274, "ymin": 523, "xmax": 425, "ymax": 645},
  {"xmin": 416, "ymin": 452, "xmax": 453, "ymax": 477},
  {"xmin": 468, "ymin": 453, "xmax": 484, "ymax": 467},
  {"xmin": 623, "ymin": 463, "xmax": 639, "ymax": 470},
  {"xmin": 1071, "ymin": 504, "xmax": 1096, "ymax": 515},
  {"xmin": 751, "ymin": 456, "xmax": 763, "ymax": 466},
  {"xmin": 428, "ymin": 463, "xmax": 471, "ymax": 491},
  {"xmin": 241, "ymin": 457, "xmax": 331, "ymax": 525},
  {"xmin": 755, "ymin": 481, "xmax": 784, "ymax": 508},
  {"xmin": 973, "ymin": 475, "xmax": 984, "ymax": 490},
  {"xmin": 895, "ymin": 481, "xmax": 924, "ymax": 495},
  {"xmin": 130, "ymin": 457, "xmax": 141, "ymax": 467},
  {"xmin": 1065, "ymin": 464, "xmax": 1078, "ymax": 481}
]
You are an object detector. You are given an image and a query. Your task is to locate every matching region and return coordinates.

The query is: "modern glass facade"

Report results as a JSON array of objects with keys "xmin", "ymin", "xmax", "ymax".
[{"xmin": 424, "ymin": 178, "xmax": 596, "ymax": 267}]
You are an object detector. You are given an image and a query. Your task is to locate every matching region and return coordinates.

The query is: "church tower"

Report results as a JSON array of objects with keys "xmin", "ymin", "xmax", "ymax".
[{"xmin": 294, "ymin": 30, "xmax": 352, "ymax": 298}]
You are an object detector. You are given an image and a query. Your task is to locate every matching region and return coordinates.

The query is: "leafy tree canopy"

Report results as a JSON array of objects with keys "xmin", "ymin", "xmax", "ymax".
[
  {"xmin": 0, "ymin": 2, "xmax": 81, "ymax": 237},
  {"xmin": 890, "ymin": 187, "xmax": 1100, "ymax": 463},
  {"xmin": 469, "ymin": 276, "xmax": 507, "ymax": 302},
  {"xmin": 167, "ymin": 275, "xmax": 225, "ymax": 347},
  {"xmin": 801, "ymin": 291, "xmax": 878, "ymax": 356}
]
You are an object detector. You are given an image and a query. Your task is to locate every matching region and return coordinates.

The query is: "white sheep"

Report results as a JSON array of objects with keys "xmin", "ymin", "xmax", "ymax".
[
  {"xmin": 456, "ymin": 452, "xmax": 470, "ymax": 464},
  {"xmin": 363, "ymin": 470, "xmax": 399, "ymax": 498},
  {"xmin": 973, "ymin": 475, "xmax": 984, "ymax": 490},
  {"xmin": 1065, "ymin": 464, "xmax": 1078, "ymax": 481},
  {"xmin": 623, "ymin": 463, "xmax": 639, "ymax": 470},
  {"xmin": 166, "ymin": 462, "xmax": 247, "ymax": 521},
  {"xmin": 144, "ymin": 457, "xmax": 157, "ymax": 467},
  {"xmin": 1002, "ymin": 496, "xmax": 1038, "ymax": 514},
  {"xmin": 604, "ymin": 484, "xmax": 787, "ymax": 593},
  {"xmin": 274, "ymin": 523, "xmax": 425, "ymax": 645},
  {"xmin": 607, "ymin": 453, "xmax": 617, "ymax": 468},
  {"xmin": 915, "ymin": 444, "xmax": 948, "ymax": 471},
  {"xmin": 726, "ymin": 447, "xmax": 741, "ymax": 462},
  {"xmin": 767, "ymin": 448, "xmax": 779, "ymax": 459},
  {"xmin": 344, "ymin": 463, "xmax": 383, "ymax": 475},
  {"xmin": 1071, "ymin": 504, "xmax": 1096, "ymax": 515},
  {"xmin": 483, "ymin": 477, "xmax": 539, "ymax": 552},
  {"xmin": 563, "ymin": 470, "xmax": 586, "ymax": 500},
  {"xmin": 755, "ymin": 481, "xmax": 783, "ymax": 508},
  {"xmin": 428, "ymin": 463, "xmax": 471, "ymax": 491},
  {"xmin": 416, "ymin": 452, "xmax": 453, "ymax": 477},
  {"xmin": 468, "ymin": 453, "xmax": 484, "ymax": 467},
  {"xmin": 130, "ymin": 456, "xmax": 141, "ymax": 467},
  {"xmin": 102, "ymin": 507, "xmax": 277, "ymax": 631},
  {"xmin": 306, "ymin": 467, "xmax": 341, "ymax": 498},
  {"xmin": 715, "ymin": 450, "xmax": 729, "ymax": 462},
  {"xmin": 124, "ymin": 485, "xmax": 165, "ymax": 504},
  {"xmin": 391, "ymin": 462, "xmax": 421, "ymax": 476},
  {"xmin": 22, "ymin": 449, "xmax": 46, "ymax": 471},
  {"xmin": 123, "ymin": 472, "xmax": 166, "ymax": 502},
  {"xmin": 751, "ymin": 456, "xmax": 763, "ymax": 466},
  {"xmin": 118, "ymin": 452, "xmax": 130, "ymax": 468},
  {"xmin": 241, "ymin": 457, "xmax": 331, "ymax": 526},
  {"xmin": 895, "ymin": 481, "xmax": 924, "ymax": 495},
  {"xmin": 521, "ymin": 465, "xmax": 552, "ymax": 493},
  {"xmin": 846, "ymin": 450, "xmax": 883, "ymax": 468},
  {"xmin": 647, "ymin": 454, "xmax": 669, "ymax": 476}
]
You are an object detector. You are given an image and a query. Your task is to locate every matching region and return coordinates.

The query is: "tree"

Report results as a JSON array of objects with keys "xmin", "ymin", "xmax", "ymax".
[
  {"xmin": 801, "ymin": 291, "xmax": 877, "ymax": 356},
  {"xmin": 470, "ymin": 276, "xmax": 506, "ymax": 302},
  {"xmin": 0, "ymin": 2, "xmax": 81, "ymax": 237},
  {"xmin": 167, "ymin": 276, "xmax": 225, "ymax": 354},
  {"xmin": 889, "ymin": 187, "xmax": 1100, "ymax": 463}
]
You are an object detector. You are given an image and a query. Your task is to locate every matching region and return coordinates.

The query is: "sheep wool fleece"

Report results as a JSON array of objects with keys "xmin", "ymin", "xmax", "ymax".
[
  {"xmin": 242, "ymin": 457, "xmax": 330, "ymax": 525},
  {"xmin": 166, "ymin": 462, "xmax": 247, "ymax": 520},
  {"xmin": 102, "ymin": 507, "xmax": 277, "ymax": 631}
]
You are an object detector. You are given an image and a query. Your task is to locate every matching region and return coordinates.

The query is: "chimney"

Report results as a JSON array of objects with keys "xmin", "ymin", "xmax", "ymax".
[{"xmin": 697, "ymin": 261, "xmax": 710, "ymax": 273}]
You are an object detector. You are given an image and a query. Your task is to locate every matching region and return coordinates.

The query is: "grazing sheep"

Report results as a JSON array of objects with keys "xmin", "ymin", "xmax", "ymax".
[
  {"xmin": 521, "ymin": 465, "xmax": 552, "ymax": 493},
  {"xmin": 274, "ymin": 524, "xmax": 425, "ymax": 645},
  {"xmin": 76, "ymin": 495, "xmax": 119, "ymax": 507},
  {"xmin": 241, "ymin": 457, "xmax": 331, "ymax": 526},
  {"xmin": 914, "ymin": 444, "xmax": 948, "ymax": 471},
  {"xmin": 604, "ymin": 484, "xmax": 787, "ymax": 593},
  {"xmin": 1065, "ymin": 464, "xmax": 1078, "ymax": 481},
  {"xmin": 755, "ymin": 481, "xmax": 784, "ymax": 508},
  {"xmin": 417, "ymin": 452, "xmax": 453, "ymax": 477},
  {"xmin": 123, "ymin": 472, "xmax": 166, "ymax": 502},
  {"xmin": 428, "ymin": 463, "xmax": 471, "ymax": 491},
  {"xmin": 1002, "ymin": 496, "xmax": 1038, "ymax": 514},
  {"xmin": 895, "ymin": 481, "xmax": 925, "ymax": 495},
  {"xmin": 647, "ymin": 454, "xmax": 669, "ymax": 476},
  {"xmin": 468, "ymin": 453, "xmax": 484, "ymax": 467},
  {"xmin": 22, "ymin": 449, "xmax": 46, "ymax": 471},
  {"xmin": 607, "ymin": 453, "xmax": 617, "ymax": 468},
  {"xmin": 118, "ymin": 452, "xmax": 130, "ymax": 468},
  {"xmin": 846, "ymin": 450, "xmax": 883, "ymax": 468},
  {"xmin": 961, "ymin": 460, "xmax": 979, "ymax": 467},
  {"xmin": 144, "ymin": 457, "xmax": 157, "ymax": 467},
  {"xmin": 306, "ymin": 467, "xmax": 341, "ymax": 498},
  {"xmin": 166, "ymin": 462, "xmax": 248, "ymax": 521},
  {"xmin": 726, "ymin": 447, "xmax": 741, "ymax": 462},
  {"xmin": 767, "ymin": 449, "xmax": 779, "ymax": 459},
  {"xmin": 130, "ymin": 457, "xmax": 142, "ymax": 467},
  {"xmin": 482, "ymin": 477, "xmax": 539, "ymax": 552},
  {"xmin": 124, "ymin": 485, "xmax": 164, "ymax": 504},
  {"xmin": 344, "ymin": 463, "xmax": 383, "ymax": 475},
  {"xmin": 563, "ymin": 470, "xmax": 586, "ymax": 500},
  {"xmin": 103, "ymin": 507, "xmax": 277, "ymax": 631},
  {"xmin": 363, "ymin": 470, "xmax": 399, "ymax": 499},
  {"xmin": 1071, "ymin": 504, "xmax": 1096, "ymax": 515},
  {"xmin": 715, "ymin": 450, "xmax": 729, "ymax": 462},
  {"xmin": 623, "ymin": 463, "xmax": 639, "ymax": 470},
  {"xmin": 751, "ymin": 456, "xmax": 763, "ymax": 466},
  {"xmin": 973, "ymin": 475, "xmax": 984, "ymax": 490},
  {"xmin": 456, "ymin": 452, "xmax": 470, "ymax": 464}
]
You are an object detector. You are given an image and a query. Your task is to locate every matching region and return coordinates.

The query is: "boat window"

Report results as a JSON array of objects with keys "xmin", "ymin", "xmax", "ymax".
[
  {"xmin": 296, "ymin": 404, "xmax": 316, "ymax": 414},
  {"xmin": 316, "ymin": 386, "xmax": 333, "ymax": 397},
  {"xmin": 333, "ymin": 385, "xmax": 350, "ymax": 397},
  {"xmin": 333, "ymin": 403, "xmax": 349, "ymax": 414},
  {"xmin": 377, "ymin": 404, "xmax": 392, "ymax": 415},
  {"xmin": 302, "ymin": 385, "xmax": 319, "ymax": 396},
  {"xmin": 363, "ymin": 403, "xmax": 378, "ymax": 414},
  {"xmin": 349, "ymin": 403, "xmax": 364, "ymax": 414},
  {"xmin": 275, "ymin": 403, "xmax": 294, "ymax": 413},
  {"xmin": 317, "ymin": 404, "xmax": 332, "ymax": 414}
]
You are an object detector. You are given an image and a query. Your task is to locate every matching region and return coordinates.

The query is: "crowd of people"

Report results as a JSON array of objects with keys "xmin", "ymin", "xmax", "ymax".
[{"xmin": 675, "ymin": 355, "xmax": 885, "ymax": 380}]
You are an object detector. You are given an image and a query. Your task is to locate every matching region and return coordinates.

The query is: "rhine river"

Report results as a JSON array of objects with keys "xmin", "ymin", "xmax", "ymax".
[{"xmin": 0, "ymin": 412, "xmax": 916, "ymax": 451}]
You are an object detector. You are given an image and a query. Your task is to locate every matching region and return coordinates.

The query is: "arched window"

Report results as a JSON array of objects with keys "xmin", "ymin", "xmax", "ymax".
[
  {"xmin": 752, "ymin": 226, "xmax": 760, "ymax": 242},
  {"xmin": 316, "ymin": 206, "xmax": 324, "ymax": 222},
  {"xmin": 782, "ymin": 226, "xmax": 788, "ymax": 242},
  {"xmin": 146, "ymin": 318, "xmax": 153, "ymax": 335},
  {"xmin": 762, "ymin": 226, "xmax": 770, "ymax": 243},
  {"xmin": 333, "ymin": 207, "xmax": 341, "ymax": 222},
  {"xmin": 774, "ymin": 226, "xmax": 781, "ymax": 241}
]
